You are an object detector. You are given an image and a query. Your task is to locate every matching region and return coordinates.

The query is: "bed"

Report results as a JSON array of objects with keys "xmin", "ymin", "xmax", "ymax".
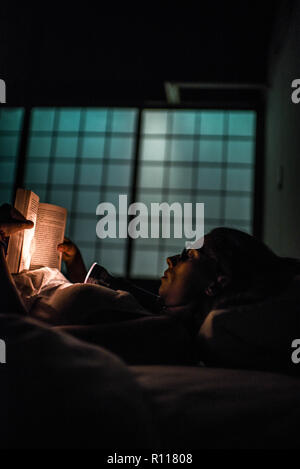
[
  {"xmin": 2, "ymin": 310, "xmax": 300, "ymax": 449},
  {"xmin": 2, "ymin": 268, "xmax": 300, "ymax": 449}
]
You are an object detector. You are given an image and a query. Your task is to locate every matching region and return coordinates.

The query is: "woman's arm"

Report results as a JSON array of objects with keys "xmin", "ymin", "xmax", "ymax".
[
  {"xmin": 0, "ymin": 204, "xmax": 34, "ymax": 315},
  {"xmin": 57, "ymin": 237, "xmax": 87, "ymax": 283},
  {"xmin": 57, "ymin": 238, "xmax": 160, "ymax": 312},
  {"xmin": 0, "ymin": 244, "xmax": 27, "ymax": 315}
]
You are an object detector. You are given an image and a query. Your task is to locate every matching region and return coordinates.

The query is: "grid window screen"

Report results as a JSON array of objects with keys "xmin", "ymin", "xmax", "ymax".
[
  {"xmin": 0, "ymin": 108, "xmax": 24, "ymax": 203},
  {"xmin": 24, "ymin": 107, "xmax": 138, "ymax": 276},
  {"xmin": 133, "ymin": 109, "xmax": 256, "ymax": 278},
  {"xmin": 3, "ymin": 106, "xmax": 257, "ymax": 280}
]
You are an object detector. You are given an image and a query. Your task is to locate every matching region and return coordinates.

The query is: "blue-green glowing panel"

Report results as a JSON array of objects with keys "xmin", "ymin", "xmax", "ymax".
[
  {"xmin": 0, "ymin": 108, "xmax": 24, "ymax": 203},
  {"xmin": 227, "ymin": 140, "xmax": 255, "ymax": 164},
  {"xmin": 228, "ymin": 111, "xmax": 256, "ymax": 136},
  {"xmin": 97, "ymin": 247, "xmax": 125, "ymax": 276},
  {"xmin": 139, "ymin": 165, "xmax": 164, "ymax": 188},
  {"xmin": 166, "ymin": 192, "xmax": 196, "ymax": 205},
  {"xmin": 24, "ymin": 107, "xmax": 138, "ymax": 279},
  {"xmin": 0, "ymin": 187, "xmax": 14, "ymax": 204},
  {"xmin": 49, "ymin": 189, "xmax": 73, "ymax": 212},
  {"xmin": 81, "ymin": 136, "xmax": 105, "ymax": 159},
  {"xmin": 136, "ymin": 192, "xmax": 165, "ymax": 207},
  {"xmin": 194, "ymin": 194, "xmax": 221, "ymax": 219},
  {"xmin": 170, "ymin": 139, "xmax": 194, "ymax": 162},
  {"xmin": 196, "ymin": 167, "xmax": 223, "ymax": 191},
  {"xmin": 58, "ymin": 109, "xmax": 81, "ymax": 131},
  {"xmin": 25, "ymin": 161, "xmax": 50, "ymax": 185},
  {"xmin": 78, "ymin": 163, "xmax": 102, "ymax": 186},
  {"xmin": 0, "ymin": 161, "xmax": 16, "ymax": 184},
  {"xmin": 0, "ymin": 136, "xmax": 20, "ymax": 157},
  {"xmin": 84, "ymin": 109, "xmax": 108, "ymax": 132},
  {"xmin": 52, "ymin": 162, "xmax": 76, "ymax": 185},
  {"xmin": 30, "ymin": 109, "xmax": 55, "ymax": 131},
  {"xmin": 226, "ymin": 168, "xmax": 253, "ymax": 192},
  {"xmin": 141, "ymin": 138, "xmax": 166, "ymax": 161},
  {"xmin": 111, "ymin": 109, "xmax": 137, "ymax": 133},
  {"xmin": 109, "ymin": 136, "xmax": 134, "ymax": 159},
  {"xmin": 131, "ymin": 248, "xmax": 160, "ymax": 278},
  {"xmin": 73, "ymin": 217, "xmax": 97, "ymax": 243},
  {"xmin": 168, "ymin": 166, "xmax": 193, "ymax": 189},
  {"xmin": 225, "ymin": 196, "xmax": 252, "ymax": 221},
  {"xmin": 100, "ymin": 238, "xmax": 127, "ymax": 249},
  {"xmin": 0, "ymin": 108, "xmax": 24, "ymax": 131},
  {"xmin": 22, "ymin": 107, "xmax": 256, "ymax": 279},
  {"xmin": 142, "ymin": 110, "xmax": 168, "ymax": 134},
  {"xmin": 171, "ymin": 111, "xmax": 196, "ymax": 135},
  {"xmin": 134, "ymin": 108, "xmax": 257, "ymax": 278},
  {"xmin": 199, "ymin": 140, "xmax": 223, "ymax": 162},
  {"xmin": 27, "ymin": 136, "xmax": 52, "ymax": 158},
  {"xmin": 76, "ymin": 191, "xmax": 100, "ymax": 214},
  {"xmin": 100, "ymin": 190, "xmax": 129, "ymax": 208},
  {"xmin": 55, "ymin": 136, "xmax": 78, "ymax": 158},
  {"xmin": 106, "ymin": 163, "xmax": 131, "ymax": 187},
  {"xmin": 79, "ymin": 245, "xmax": 97, "ymax": 270},
  {"xmin": 200, "ymin": 111, "xmax": 224, "ymax": 135}
]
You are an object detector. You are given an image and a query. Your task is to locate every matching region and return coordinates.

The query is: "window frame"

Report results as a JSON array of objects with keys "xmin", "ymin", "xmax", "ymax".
[{"xmin": 10, "ymin": 99, "xmax": 264, "ymax": 279}]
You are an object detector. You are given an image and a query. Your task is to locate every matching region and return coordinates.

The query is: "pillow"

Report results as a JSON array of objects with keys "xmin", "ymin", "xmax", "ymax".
[
  {"xmin": 0, "ymin": 313, "xmax": 156, "ymax": 448},
  {"xmin": 197, "ymin": 277, "xmax": 300, "ymax": 374}
]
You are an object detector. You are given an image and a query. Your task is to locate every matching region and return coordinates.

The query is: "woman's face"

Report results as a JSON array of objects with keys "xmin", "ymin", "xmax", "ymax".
[{"xmin": 159, "ymin": 240, "xmax": 218, "ymax": 307}]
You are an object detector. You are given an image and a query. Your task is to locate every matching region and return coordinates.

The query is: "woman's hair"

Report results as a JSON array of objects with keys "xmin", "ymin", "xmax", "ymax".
[{"xmin": 202, "ymin": 227, "xmax": 300, "ymax": 308}]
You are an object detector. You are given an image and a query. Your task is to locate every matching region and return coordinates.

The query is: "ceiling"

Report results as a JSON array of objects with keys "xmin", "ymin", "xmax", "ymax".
[{"xmin": 1, "ymin": 2, "xmax": 282, "ymax": 104}]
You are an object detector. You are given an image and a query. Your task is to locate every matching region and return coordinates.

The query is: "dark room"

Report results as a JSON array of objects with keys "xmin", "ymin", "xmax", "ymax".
[{"xmin": 1, "ymin": 1, "xmax": 300, "ymax": 455}]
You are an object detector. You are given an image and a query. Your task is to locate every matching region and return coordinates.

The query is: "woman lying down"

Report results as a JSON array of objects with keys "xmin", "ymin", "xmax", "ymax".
[{"xmin": 1, "ymin": 203, "xmax": 300, "ymax": 366}]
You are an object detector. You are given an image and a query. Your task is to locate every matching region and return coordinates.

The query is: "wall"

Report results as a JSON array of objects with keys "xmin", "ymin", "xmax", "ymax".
[{"xmin": 264, "ymin": 0, "xmax": 300, "ymax": 257}]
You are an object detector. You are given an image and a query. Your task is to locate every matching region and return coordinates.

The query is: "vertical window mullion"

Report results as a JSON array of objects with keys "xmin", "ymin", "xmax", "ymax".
[
  {"xmin": 126, "ymin": 107, "xmax": 142, "ymax": 278},
  {"xmin": 45, "ymin": 108, "xmax": 60, "ymax": 203},
  {"xmin": 13, "ymin": 106, "xmax": 31, "ymax": 200},
  {"xmin": 93, "ymin": 109, "xmax": 112, "ymax": 263},
  {"xmin": 69, "ymin": 108, "xmax": 87, "ymax": 238}
]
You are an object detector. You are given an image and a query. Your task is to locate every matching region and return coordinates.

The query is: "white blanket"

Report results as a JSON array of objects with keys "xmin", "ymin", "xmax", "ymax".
[
  {"xmin": 12, "ymin": 267, "xmax": 72, "ymax": 311},
  {"xmin": 13, "ymin": 267, "xmax": 149, "ymax": 324}
]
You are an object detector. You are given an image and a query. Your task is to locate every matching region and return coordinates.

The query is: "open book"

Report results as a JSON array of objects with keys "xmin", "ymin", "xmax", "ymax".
[{"xmin": 6, "ymin": 188, "xmax": 67, "ymax": 273}]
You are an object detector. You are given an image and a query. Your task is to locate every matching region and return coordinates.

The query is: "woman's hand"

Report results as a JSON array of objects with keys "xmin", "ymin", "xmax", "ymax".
[
  {"xmin": 0, "ymin": 204, "xmax": 33, "ymax": 315},
  {"xmin": 57, "ymin": 237, "xmax": 87, "ymax": 283},
  {"xmin": 0, "ymin": 204, "xmax": 34, "ymax": 239},
  {"xmin": 57, "ymin": 237, "xmax": 79, "ymax": 266}
]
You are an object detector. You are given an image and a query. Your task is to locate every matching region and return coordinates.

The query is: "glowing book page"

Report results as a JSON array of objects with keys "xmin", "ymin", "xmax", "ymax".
[
  {"xmin": 6, "ymin": 189, "xmax": 39, "ymax": 273},
  {"xmin": 30, "ymin": 203, "xmax": 67, "ymax": 270}
]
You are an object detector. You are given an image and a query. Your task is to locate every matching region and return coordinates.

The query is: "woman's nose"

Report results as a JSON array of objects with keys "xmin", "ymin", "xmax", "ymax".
[{"xmin": 167, "ymin": 254, "xmax": 180, "ymax": 268}]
